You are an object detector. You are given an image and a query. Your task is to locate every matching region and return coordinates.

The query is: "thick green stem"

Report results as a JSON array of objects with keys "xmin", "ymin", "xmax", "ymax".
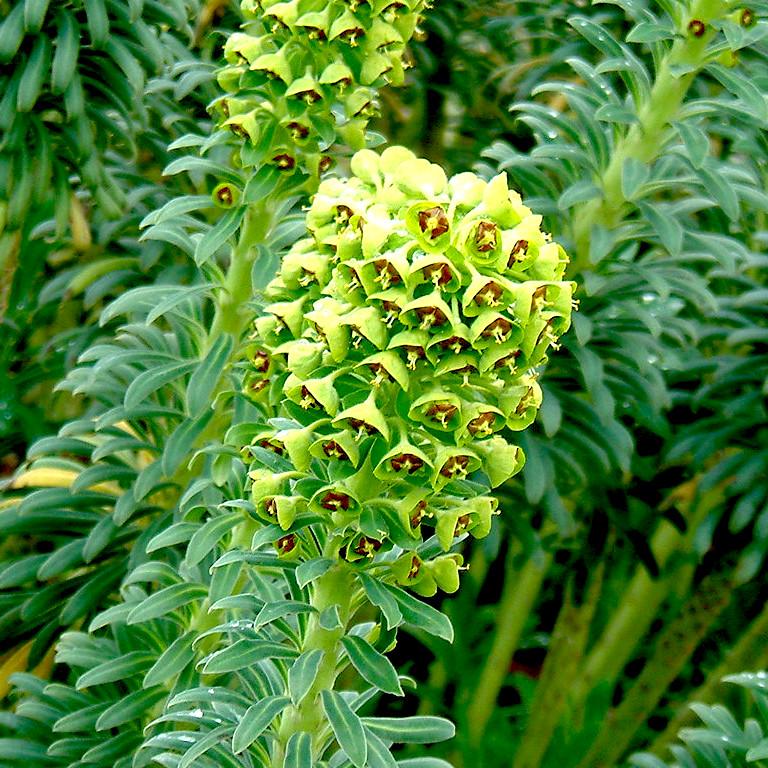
[
  {"xmin": 210, "ymin": 202, "xmax": 273, "ymax": 340},
  {"xmin": 273, "ymin": 563, "xmax": 356, "ymax": 766},
  {"xmin": 577, "ymin": 569, "xmax": 734, "ymax": 768},
  {"xmin": 651, "ymin": 598, "xmax": 768, "ymax": 754},
  {"xmin": 466, "ymin": 545, "xmax": 552, "ymax": 748},
  {"xmin": 571, "ymin": 0, "xmax": 728, "ymax": 270},
  {"xmin": 512, "ymin": 563, "xmax": 604, "ymax": 768}
]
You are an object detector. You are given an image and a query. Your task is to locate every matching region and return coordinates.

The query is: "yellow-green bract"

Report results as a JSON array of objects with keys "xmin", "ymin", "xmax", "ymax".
[{"xmin": 241, "ymin": 146, "xmax": 575, "ymax": 596}]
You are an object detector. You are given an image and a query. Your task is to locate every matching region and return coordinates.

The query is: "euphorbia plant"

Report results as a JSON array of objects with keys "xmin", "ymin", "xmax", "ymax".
[
  {"xmin": 0, "ymin": 1, "xmax": 577, "ymax": 766},
  {"xmin": 211, "ymin": 146, "xmax": 574, "ymax": 763}
]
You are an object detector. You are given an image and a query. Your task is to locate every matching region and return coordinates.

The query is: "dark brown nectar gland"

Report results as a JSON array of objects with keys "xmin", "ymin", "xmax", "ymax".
[
  {"xmin": 214, "ymin": 185, "xmax": 235, "ymax": 206},
  {"xmin": 390, "ymin": 453, "xmax": 425, "ymax": 474},
  {"xmin": 335, "ymin": 205, "xmax": 354, "ymax": 228},
  {"xmin": 426, "ymin": 401, "xmax": 459, "ymax": 427},
  {"xmin": 415, "ymin": 305, "xmax": 448, "ymax": 329},
  {"xmin": 299, "ymin": 386, "xmax": 322, "ymax": 410},
  {"xmin": 440, "ymin": 455, "xmax": 470, "ymax": 478},
  {"xmin": 339, "ymin": 26, "xmax": 365, "ymax": 45},
  {"xmin": 229, "ymin": 123, "xmax": 249, "ymax": 139},
  {"xmin": 474, "ymin": 221, "xmax": 499, "ymax": 252},
  {"xmin": 304, "ymin": 26, "xmax": 327, "ymax": 41},
  {"xmin": 286, "ymin": 121, "xmax": 310, "ymax": 140},
  {"xmin": 353, "ymin": 536, "xmax": 382, "ymax": 556},
  {"xmin": 417, "ymin": 206, "xmax": 450, "ymax": 239},
  {"xmin": 439, "ymin": 335, "xmax": 469, "ymax": 354},
  {"xmin": 508, "ymin": 239, "xmax": 528, "ymax": 267},
  {"xmin": 468, "ymin": 411, "xmax": 497, "ymax": 437},
  {"xmin": 322, "ymin": 440, "xmax": 350, "ymax": 461},
  {"xmin": 264, "ymin": 498, "xmax": 278, "ymax": 517},
  {"xmin": 482, "ymin": 316, "xmax": 514, "ymax": 343},
  {"xmin": 403, "ymin": 344, "xmax": 426, "ymax": 370},
  {"xmin": 348, "ymin": 418, "xmax": 378, "ymax": 437},
  {"xmin": 741, "ymin": 8, "xmax": 756, "ymax": 26},
  {"xmin": 320, "ymin": 491, "xmax": 352, "ymax": 511},
  {"xmin": 248, "ymin": 378, "xmax": 269, "ymax": 394},
  {"xmin": 374, "ymin": 259, "xmax": 402, "ymax": 288},
  {"xmin": 277, "ymin": 534, "xmax": 297, "ymax": 554},
  {"xmin": 422, "ymin": 262, "xmax": 453, "ymax": 287},
  {"xmin": 410, "ymin": 500, "xmax": 427, "ymax": 529},
  {"xmin": 273, "ymin": 153, "xmax": 296, "ymax": 170},
  {"xmin": 473, "ymin": 281, "xmax": 504, "ymax": 307},
  {"xmin": 258, "ymin": 438, "xmax": 284, "ymax": 455},
  {"xmin": 318, "ymin": 156, "xmax": 334, "ymax": 174},
  {"xmin": 251, "ymin": 350, "xmax": 270, "ymax": 373},
  {"xmin": 368, "ymin": 362, "xmax": 393, "ymax": 385},
  {"xmin": 408, "ymin": 556, "xmax": 421, "ymax": 579},
  {"xmin": 531, "ymin": 285, "xmax": 549, "ymax": 312},
  {"xmin": 454, "ymin": 514, "xmax": 471, "ymax": 536},
  {"xmin": 687, "ymin": 18, "xmax": 706, "ymax": 36}
]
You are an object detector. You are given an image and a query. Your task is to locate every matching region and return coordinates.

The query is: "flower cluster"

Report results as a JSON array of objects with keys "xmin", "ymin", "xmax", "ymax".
[
  {"xmin": 240, "ymin": 147, "xmax": 574, "ymax": 595},
  {"xmin": 217, "ymin": 0, "xmax": 428, "ymax": 177}
]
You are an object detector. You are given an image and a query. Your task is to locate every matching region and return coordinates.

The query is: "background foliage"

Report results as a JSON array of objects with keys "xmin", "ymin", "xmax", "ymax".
[{"xmin": 1, "ymin": 0, "xmax": 767, "ymax": 767}]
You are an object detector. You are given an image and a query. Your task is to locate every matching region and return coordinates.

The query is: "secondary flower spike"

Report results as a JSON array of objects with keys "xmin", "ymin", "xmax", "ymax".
[
  {"xmin": 239, "ymin": 147, "xmax": 575, "ymax": 595},
  {"xmin": 218, "ymin": 0, "xmax": 429, "ymax": 177}
]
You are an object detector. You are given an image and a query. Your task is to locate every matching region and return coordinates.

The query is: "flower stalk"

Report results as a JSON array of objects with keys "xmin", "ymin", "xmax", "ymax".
[{"xmin": 571, "ymin": 0, "xmax": 733, "ymax": 270}]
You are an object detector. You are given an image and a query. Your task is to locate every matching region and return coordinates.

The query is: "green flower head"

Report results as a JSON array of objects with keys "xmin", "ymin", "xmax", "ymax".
[{"xmin": 240, "ymin": 146, "xmax": 574, "ymax": 594}]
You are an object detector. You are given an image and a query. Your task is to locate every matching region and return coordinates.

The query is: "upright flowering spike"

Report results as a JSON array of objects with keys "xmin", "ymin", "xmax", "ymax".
[
  {"xmin": 218, "ymin": 0, "xmax": 430, "ymax": 180},
  {"xmin": 238, "ymin": 146, "xmax": 573, "ymax": 600}
]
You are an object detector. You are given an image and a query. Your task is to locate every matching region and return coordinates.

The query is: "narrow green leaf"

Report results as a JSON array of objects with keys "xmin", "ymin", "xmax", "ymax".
[
  {"xmin": 145, "ymin": 282, "xmax": 214, "ymax": 324},
  {"xmin": 638, "ymin": 202, "xmax": 683, "ymax": 255},
  {"xmin": 0, "ymin": 4, "xmax": 26, "ymax": 64},
  {"xmin": 358, "ymin": 574, "xmax": 403, "ymax": 631},
  {"xmin": 146, "ymin": 521, "xmax": 198, "ymax": 553},
  {"xmin": 284, "ymin": 731, "xmax": 313, "ymax": 768},
  {"xmin": 232, "ymin": 696, "xmax": 291, "ymax": 754},
  {"xmin": 125, "ymin": 361, "xmax": 196, "ymax": 409},
  {"xmin": 321, "ymin": 689, "xmax": 367, "ymax": 768},
  {"xmin": 179, "ymin": 726, "xmax": 232, "ymax": 768},
  {"xmin": 295, "ymin": 557, "xmax": 334, "ymax": 589},
  {"xmin": 363, "ymin": 716, "xmax": 455, "ymax": 744},
  {"xmin": 194, "ymin": 207, "xmax": 245, "ymax": 266},
  {"xmin": 186, "ymin": 334, "xmax": 234, "ymax": 415},
  {"xmin": 383, "ymin": 583, "xmax": 454, "ymax": 642},
  {"xmin": 253, "ymin": 600, "xmax": 315, "ymax": 631},
  {"xmin": 17, "ymin": 34, "xmax": 50, "ymax": 112},
  {"xmin": 185, "ymin": 512, "xmax": 241, "ymax": 567},
  {"xmin": 95, "ymin": 688, "xmax": 165, "ymax": 730},
  {"xmin": 365, "ymin": 729, "xmax": 398, "ymax": 768},
  {"xmin": 143, "ymin": 631, "xmax": 196, "ymax": 688},
  {"xmin": 83, "ymin": 0, "xmax": 109, "ymax": 47},
  {"xmin": 288, "ymin": 649, "xmax": 324, "ymax": 706},
  {"xmin": 162, "ymin": 411, "xmax": 214, "ymax": 475},
  {"xmin": 558, "ymin": 181, "xmax": 601, "ymax": 210},
  {"xmin": 126, "ymin": 583, "xmax": 208, "ymax": 624},
  {"xmin": 672, "ymin": 121, "xmax": 709, "ymax": 169},
  {"xmin": 202, "ymin": 640, "xmax": 298, "ymax": 674},
  {"xmin": 696, "ymin": 165, "xmax": 740, "ymax": 221},
  {"xmin": 342, "ymin": 635, "xmax": 403, "ymax": 696},
  {"xmin": 621, "ymin": 158, "xmax": 650, "ymax": 201},
  {"xmin": 51, "ymin": 10, "xmax": 79, "ymax": 93},
  {"xmin": 76, "ymin": 652, "xmax": 154, "ymax": 689}
]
